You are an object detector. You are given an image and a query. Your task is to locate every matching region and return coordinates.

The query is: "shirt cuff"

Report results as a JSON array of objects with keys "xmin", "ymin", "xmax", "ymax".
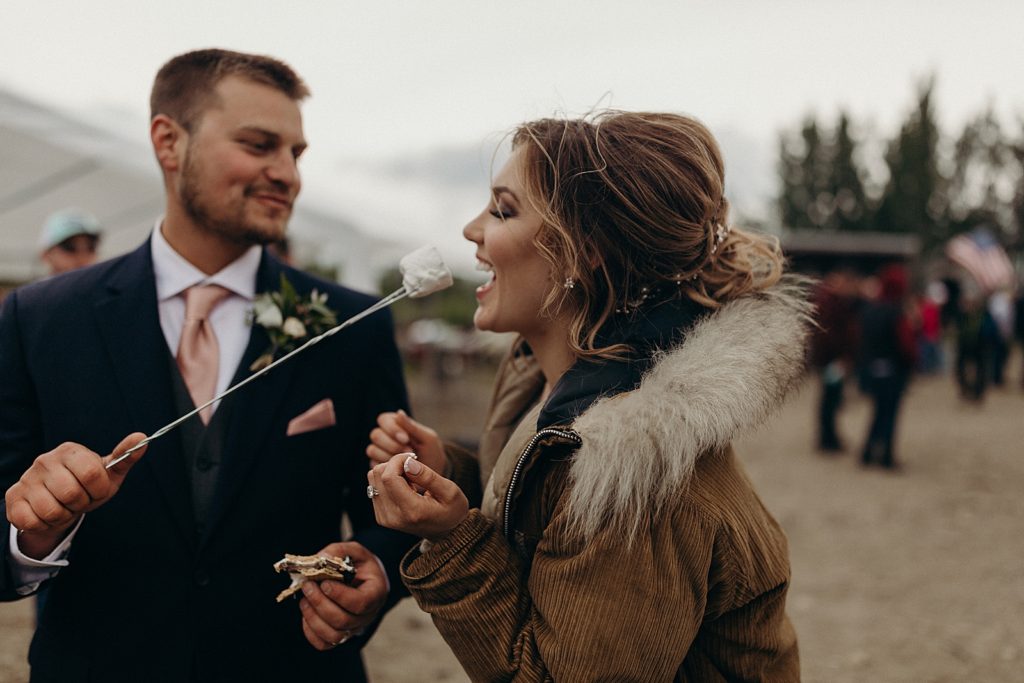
[
  {"xmin": 372, "ymin": 553, "xmax": 391, "ymax": 594},
  {"xmin": 7, "ymin": 516, "xmax": 84, "ymax": 595}
]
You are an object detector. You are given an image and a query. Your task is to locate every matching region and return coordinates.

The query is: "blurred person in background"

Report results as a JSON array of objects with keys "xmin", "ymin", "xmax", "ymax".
[
  {"xmin": 364, "ymin": 111, "xmax": 809, "ymax": 682},
  {"xmin": 954, "ymin": 284, "xmax": 995, "ymax": 402},
  {"xmin": 1015, "ymin": 286, "xmax": 1024, "ymax": 389},
  {"xmin": 987, "ymin": 289, "xmax": 1014, "ymax": 387},
  {"xmin": 939, "ymin": 278, "xmax": 961, "ymax": 330},
  {"xmin": 38, "ymin": 208, "xmax": 102, "ymax": 276},
  {"xmin": 859, "ymin": 263, "xmax": 916, "ymax": 470},
  {"xmin": 809, "ymin": 265, "xmax": 861, "ymax": 453},
  {"xmin": 915, "ymin": 281, "xmax": 946, "ymax": 374}
]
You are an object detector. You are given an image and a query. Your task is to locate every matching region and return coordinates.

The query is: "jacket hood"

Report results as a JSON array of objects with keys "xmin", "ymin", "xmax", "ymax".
[
  {"xmin": 563, "ymin": 277, "xmax": 814, "ymax": 541},
  {"xmin": 538, "ymin": 296, "xmax": 707, "ymax": 430}
]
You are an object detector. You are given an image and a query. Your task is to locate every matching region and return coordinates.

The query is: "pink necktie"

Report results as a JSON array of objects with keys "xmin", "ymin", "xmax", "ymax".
[{"xmin": 177, "ymin": 285, "xmax": 231, "ymax": 424}]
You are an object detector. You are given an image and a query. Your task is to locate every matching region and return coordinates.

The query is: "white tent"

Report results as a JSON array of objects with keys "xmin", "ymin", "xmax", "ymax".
[{"xmin": 0, "ymin": 88, "xmax": 402, "ymax": 292}]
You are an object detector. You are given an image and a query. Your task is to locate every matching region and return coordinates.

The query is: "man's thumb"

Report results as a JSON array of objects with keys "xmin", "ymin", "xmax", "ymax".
[{"xmin": 102, "ymin": 432, "xmax": 149, "ymax": 481}]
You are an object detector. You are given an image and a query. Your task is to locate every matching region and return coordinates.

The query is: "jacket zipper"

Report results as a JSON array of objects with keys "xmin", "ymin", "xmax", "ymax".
[{"xmin": 503, "ymin": 428, "xmax": 582, "ymax": 539}]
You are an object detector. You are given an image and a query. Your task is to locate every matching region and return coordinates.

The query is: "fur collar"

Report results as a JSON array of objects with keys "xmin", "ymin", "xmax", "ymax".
[{"xmin": 565, "ymin": 278, "xmax": 814, "ymax": 541}]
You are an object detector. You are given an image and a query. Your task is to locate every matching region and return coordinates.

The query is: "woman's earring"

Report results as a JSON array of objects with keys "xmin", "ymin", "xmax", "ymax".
[{"xmin": 563, "ymin": 277, "xmax": 576, "ymax": 290}]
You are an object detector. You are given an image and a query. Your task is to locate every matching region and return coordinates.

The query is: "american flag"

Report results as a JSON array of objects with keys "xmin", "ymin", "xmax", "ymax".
[{"xmin": 945, "ymin": 228, "xmax": 1015, "ymax": 293}]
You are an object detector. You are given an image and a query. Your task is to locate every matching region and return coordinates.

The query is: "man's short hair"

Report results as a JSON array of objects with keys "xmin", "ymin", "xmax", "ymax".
[{"xmin": 150, "ymin": 48, "xmax": 310, "ymax": 131}]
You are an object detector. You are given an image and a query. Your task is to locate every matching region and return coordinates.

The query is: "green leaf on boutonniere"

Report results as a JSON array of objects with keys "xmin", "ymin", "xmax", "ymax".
[
  {"xmin": 279, "ymin": 273, "xmax": 298, "ymax": 309},
  {"xmin": 248, "ymin": 274, "xmax": 338, "ymax": 372},
  {"xmin": 250, "ymin": 352, "xmax": 276, "ymax": 372}
]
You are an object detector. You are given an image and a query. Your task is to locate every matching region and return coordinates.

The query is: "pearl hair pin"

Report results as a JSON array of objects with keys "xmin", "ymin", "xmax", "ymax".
[{"xmin": 710, "ymin": 223, "xmax": 730, "ymax": 255}]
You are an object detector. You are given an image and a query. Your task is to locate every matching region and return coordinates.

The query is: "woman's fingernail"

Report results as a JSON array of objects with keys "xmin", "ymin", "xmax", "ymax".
[
  {"xmin": 396, "ymin": 431, "xmax": 410, "ymax": 444},
  {"xmin": 397, "ymin": 409, "xmax": 407, "ymax": 417},
  {"xmin": 404, "ymin": 456, "xmax": 422, "ymax": 475}
]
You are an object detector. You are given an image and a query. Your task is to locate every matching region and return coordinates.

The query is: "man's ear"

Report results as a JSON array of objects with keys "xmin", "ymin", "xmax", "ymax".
[{"xmin": 151, "ymin": 114, "xmax": 187, "ymax": 173}]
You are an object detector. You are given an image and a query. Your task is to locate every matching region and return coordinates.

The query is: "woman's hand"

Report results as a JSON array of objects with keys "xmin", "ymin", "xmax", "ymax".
[
  {"xmin": 367, "ymin": 410, "xmax": 447, "ymax": 474},
  {"xmin": 368, "ymin": 453, "xmax": 468, "ymax": 542}
]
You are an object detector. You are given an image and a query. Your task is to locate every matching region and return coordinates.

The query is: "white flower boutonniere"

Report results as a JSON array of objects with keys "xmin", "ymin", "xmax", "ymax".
[{"xmin": 249, "ymin": 274, "xmax": 338, "ymax": 371}]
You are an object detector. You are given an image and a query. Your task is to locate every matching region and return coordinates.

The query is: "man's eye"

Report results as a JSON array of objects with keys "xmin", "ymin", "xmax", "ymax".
[{"xmin": 243, "ymin": 140, "xmax": 270, "ymax": 151}]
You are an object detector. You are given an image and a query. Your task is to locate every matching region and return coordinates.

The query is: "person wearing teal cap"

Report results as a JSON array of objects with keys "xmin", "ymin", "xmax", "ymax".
[{"xmin": 38, "ymin": 208, "xmax": 102, "ymax": 275}]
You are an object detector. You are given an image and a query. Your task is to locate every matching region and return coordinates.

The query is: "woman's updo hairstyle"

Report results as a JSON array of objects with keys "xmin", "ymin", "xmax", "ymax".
[{"xmin": 511, "ymin": 110, "xmax": 784, "ymax": 360}]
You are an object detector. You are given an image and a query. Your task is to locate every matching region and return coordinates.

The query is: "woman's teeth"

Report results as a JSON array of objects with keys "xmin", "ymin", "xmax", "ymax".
[
  {"xmin": 474, "ymin": 260, "xmax": 495, "ymax": 295},
  {"xmin": 476, "ymin": 260, "xmax": 495, "ymax": 283}
]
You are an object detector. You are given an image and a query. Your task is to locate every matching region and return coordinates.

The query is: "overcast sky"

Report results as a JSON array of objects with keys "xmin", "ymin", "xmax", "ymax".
[{"xmin": 2, "ymin": 0, "xmax": 1022, "ymax": 272}]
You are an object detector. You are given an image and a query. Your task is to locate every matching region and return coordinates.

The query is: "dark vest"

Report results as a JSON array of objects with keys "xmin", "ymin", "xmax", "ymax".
[{"xmin": 169, "ymin": 359, "xmax": 233, "ymax": 541}]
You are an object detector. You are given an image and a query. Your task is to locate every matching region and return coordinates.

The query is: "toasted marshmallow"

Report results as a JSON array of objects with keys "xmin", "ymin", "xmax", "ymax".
[{"xmin": 400, "ymin": 245, "xmax": 454, "ymax": 298}]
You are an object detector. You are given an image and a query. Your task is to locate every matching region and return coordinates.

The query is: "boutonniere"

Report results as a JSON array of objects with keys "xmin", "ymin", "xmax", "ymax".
[{"xmin": 249, "ymin": 274, "xmax": 338, "ymax": 371}]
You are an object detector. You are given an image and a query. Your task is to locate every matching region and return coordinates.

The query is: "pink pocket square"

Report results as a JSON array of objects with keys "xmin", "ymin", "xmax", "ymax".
[{"xmin": 286, "ymin": 398, "xmax": 336, "ymax": 436}]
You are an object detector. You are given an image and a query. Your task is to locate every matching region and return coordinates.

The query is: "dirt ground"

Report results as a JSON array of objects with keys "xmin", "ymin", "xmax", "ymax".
[{"xmin": 2, "ymin": 355, "xmax": 1022, "ymax": 682}]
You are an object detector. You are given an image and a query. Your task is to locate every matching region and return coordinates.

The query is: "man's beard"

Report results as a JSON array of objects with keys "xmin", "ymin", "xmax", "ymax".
[{"xmin": 179, "ymin": 150, "xmax": 287, "ymax": 246}]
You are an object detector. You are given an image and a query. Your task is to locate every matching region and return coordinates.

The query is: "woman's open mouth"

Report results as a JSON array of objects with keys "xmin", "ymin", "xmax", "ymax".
[{"xmin": 475, "ymin": 259, "xmax": 495, "ymax": 299}]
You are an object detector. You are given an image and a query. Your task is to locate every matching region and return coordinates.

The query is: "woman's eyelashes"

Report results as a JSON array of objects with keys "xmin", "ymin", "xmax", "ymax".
[{"xmin": 489, "ymin": 204, "xmax": 515, "ymax": 220}]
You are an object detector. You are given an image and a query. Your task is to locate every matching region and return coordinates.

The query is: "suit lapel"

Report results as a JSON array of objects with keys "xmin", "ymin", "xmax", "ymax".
[
  {"xmin": 92, "ymin": 241, "xmax": 195, "ymax": 548},
  {"xmin": 202, "ymin": 253, "xmax": 301, "ymax": 546}
]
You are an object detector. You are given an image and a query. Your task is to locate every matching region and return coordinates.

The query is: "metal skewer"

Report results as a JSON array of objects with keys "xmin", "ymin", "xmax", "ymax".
[{"xmin": 105, "ymin": 285, "xmax": 411, "ymax": 470}]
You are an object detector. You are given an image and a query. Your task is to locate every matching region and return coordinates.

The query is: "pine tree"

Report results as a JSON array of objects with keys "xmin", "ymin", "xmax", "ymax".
[
  {"xmin": 801, "ymin": 119, "xmax": 832, "ymax": 228},
  {"xmin": 777, "ymin": 116, "xmax": 832, "ymax": 229},
  {"xmin": 777, "ymin": 131, "xmax": 807, "ymax": 229},
  {"xmin": 1010, "ymin": 128, "xmax": 1024, "ymax": 251},
  {"xmin": 947, "ymin": 106, "xmax": 1012, "ymax": 237},
  {"xmin": 875, "ymin": 78, "xmax": 948, "ymax": 249},
  {"xmin": 778, "ymin": 112, "xmax": 872, "ymax": 232},
  {"xmin": 827, "ymin": 111, "xmax": 871, "ymax": 231}
]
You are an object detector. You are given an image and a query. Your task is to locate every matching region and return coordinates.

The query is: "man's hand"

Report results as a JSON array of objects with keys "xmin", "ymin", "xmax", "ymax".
[
  {"xmin": 5, "ymin": 433, "xmax": 148, "ymax": 559},
  {"xmin": 299, "ymin": 541, "xmax": 389, "ymax": 651}
]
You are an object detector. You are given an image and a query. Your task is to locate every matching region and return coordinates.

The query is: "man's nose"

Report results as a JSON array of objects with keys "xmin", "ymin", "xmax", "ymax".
[{"xmin": 266, "ymin": 152, "xmax": 300, "ymax": 192}]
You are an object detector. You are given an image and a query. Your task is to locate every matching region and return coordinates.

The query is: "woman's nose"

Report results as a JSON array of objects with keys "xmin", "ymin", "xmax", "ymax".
[{"xmin": 462, "ymin": 214, "xmax": 483, "ymax": 244}]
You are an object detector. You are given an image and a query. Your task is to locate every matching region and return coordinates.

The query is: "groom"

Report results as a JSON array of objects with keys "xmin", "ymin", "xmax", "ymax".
[{"xmin": 1, "ymin": 49, "xmax": 411, "ymax": 681}]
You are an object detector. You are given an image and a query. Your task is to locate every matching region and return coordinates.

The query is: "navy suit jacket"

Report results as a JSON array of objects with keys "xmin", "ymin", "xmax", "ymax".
[{"xmin": 0, "ymin": 240, "xmax": 413, "ymax": 682}]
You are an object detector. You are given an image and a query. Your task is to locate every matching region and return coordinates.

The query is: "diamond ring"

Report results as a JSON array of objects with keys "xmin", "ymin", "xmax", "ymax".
[{"xmin": 366, "ymin": 484, "xmax": 380, "ymax": 499}]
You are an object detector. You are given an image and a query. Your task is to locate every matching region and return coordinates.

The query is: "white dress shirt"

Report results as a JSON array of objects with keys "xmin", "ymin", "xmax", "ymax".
[
  {"xmin": 8, "ymin": 221, "xmax": 262, "ymax": 592},
  {"xmin": 152, "ymin": 219, "xmax": 262, "ymax": 401}
]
